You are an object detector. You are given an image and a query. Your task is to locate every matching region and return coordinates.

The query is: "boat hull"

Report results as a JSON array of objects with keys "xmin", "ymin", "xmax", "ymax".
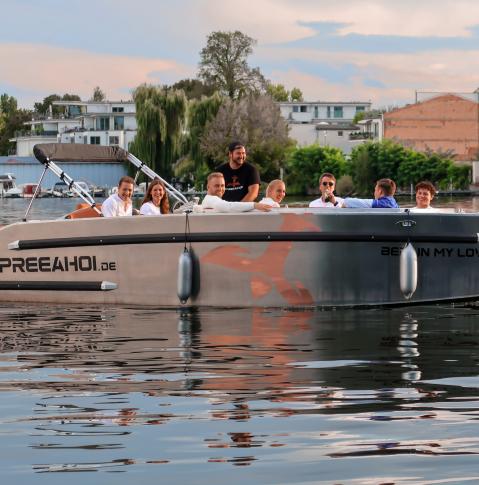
[{"xmin": 1, "ymin": 209, "xmax": 479, "ymax": 307}]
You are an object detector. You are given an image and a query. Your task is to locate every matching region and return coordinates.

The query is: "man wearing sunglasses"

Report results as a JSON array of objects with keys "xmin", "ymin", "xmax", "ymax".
[{"xmin": 309, "ymin": 173, "xmax": 344, "ymax": 208}]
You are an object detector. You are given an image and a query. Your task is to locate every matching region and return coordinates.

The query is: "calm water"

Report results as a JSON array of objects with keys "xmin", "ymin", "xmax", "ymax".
[{"xmin": 1, "ymin": 199, "xmax": 479, "ymax": 484}]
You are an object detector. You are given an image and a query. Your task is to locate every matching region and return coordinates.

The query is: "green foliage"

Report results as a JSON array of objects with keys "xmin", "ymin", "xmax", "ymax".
[
  {"xmin": 266, "ymin": 83, "xmax": 289, "ymax": 102},
  {"xmin": 171, "ymin": 79, "xmax": 216, "ymax": 100},
  {"xmin": 198, "ymin": 30, "xmax": 266, "ymax": 99},
  {"xmin": 285, "ymin": 145, "xmax": 347, "ymax": 194},
  {"xmin": 130, "ymin": 84, "xmax": 187, "ymax": 178},
  {"xmin": 350, "ymin": 140, "xmax": 470, "ymax": 194},
  {"xmin": 290, "ymin": 87, "xmax": 303, "ymax": 102},
  {"xmin": 174, "ymin": 92, "xmax": 224, "ymax": 184},
  {"xmin": 0, "ymin": 93, "xmax": 32, "ymax": 155},
  {"xmin": 34, "ymin": 93, "xmax": 81, "ymax": 116}
]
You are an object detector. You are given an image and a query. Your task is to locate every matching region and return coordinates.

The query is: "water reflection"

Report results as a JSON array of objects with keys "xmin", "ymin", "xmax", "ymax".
[{"xmin": 0, "ymin": 303, "xmax": 479, "ymax": 482}]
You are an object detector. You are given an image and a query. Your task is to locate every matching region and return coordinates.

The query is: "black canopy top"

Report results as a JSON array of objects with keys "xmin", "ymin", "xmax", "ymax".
[{"xmin": 33, "ymin": 143, "xmax": 129, "ymax": 164}]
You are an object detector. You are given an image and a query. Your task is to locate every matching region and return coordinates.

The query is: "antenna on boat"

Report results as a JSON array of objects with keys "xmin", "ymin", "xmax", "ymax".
[
  {"xmin": 127, "ymin": 153, "xmax": 188, "ymax": 205},
  {"xmin": 23, "ymin": 163, "xmax": 50, "ymax": 221}
]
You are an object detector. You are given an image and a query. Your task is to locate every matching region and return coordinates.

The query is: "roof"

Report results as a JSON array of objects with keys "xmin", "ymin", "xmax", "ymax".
[{"xmin": 33, "ymin": 143, "xmax": 129, "ymax": 164}]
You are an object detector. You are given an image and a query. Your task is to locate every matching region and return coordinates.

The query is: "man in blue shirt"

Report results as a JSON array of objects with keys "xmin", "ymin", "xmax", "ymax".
[{"xmin": 343, "ymin": 178, "xmax": 399, "ymax": 208}]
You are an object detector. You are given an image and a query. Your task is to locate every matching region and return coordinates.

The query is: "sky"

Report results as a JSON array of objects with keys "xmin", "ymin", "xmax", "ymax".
[{"xmin": 2, "ymin": 0, "xmax": 479, "ymax": 109}]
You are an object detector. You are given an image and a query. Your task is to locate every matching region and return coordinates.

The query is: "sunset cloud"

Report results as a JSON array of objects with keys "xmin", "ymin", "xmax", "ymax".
[{"xmin": 0, "ymin": 43, "xmax": 193, "ymax": 105}]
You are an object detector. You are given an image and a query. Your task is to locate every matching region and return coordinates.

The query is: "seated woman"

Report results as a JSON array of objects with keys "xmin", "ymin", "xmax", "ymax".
[
  {"xmin": 259, "ymin": 179, "xmax": 286, "ymax": 208},
  {"xmin": 413, "ymin": 181, "xmax": 436, "ymax": 210},
  {"xmin": 140, "ymin": 179, "xmax": 169, "ymax": 215}
]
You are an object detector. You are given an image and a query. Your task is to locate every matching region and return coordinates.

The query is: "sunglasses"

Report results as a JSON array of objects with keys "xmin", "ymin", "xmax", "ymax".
[{"xmin": 322, "ymin": 181, "xmax": 334, "ymax": 187}]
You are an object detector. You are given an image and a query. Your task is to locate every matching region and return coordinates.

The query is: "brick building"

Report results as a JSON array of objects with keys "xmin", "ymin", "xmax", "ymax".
[{"xmin": 384, "ymin": 93, "xmax": 479, "ymax": 161}]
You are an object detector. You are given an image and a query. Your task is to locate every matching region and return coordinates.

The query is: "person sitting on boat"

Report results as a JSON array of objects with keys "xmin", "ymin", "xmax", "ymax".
[
  {"xmin": 101, "ymin": 176, "xmax": 134, "ymax": 217},
  {"xmin": 140, "ymin": 179, "xmax": 169, "ymax": 215},
  {"xmin": 201, "ymin": 173, "xmax": 271, "ymax": 212},
  {"xmin": 342, "ymin": 178, "xmax": 400, "ymax": 208},
  {"xmin": 216, "ymin": 141, "xmax": 260, "ymax": 202},
  {"xmin": 259, "ymin": 179, "xmax": 286, "ymax": 208},
  {"xmin": 412, "ymin": 181, "xmax": 436, "ymax": 211},
  {"xmin": 309, "ymin": 173, "xmax": 344, "ymax": 208}
]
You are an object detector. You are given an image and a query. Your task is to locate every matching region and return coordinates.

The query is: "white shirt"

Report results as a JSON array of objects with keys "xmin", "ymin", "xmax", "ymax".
[
  {"xmin": 259, "ymin": 197, "xmax": 279, "ymax": 208},
  {"xmin": 140, "ymin": 201, "xmax": 163, "ymax": 216},
  {"xmin": 101, "ymin": 193, "xmax": 132, "ymax": 217},
  {"xmin": 309, "ymin": 196, "xmax": 344, "ymax": 208},
  {"xmin": 201, "ymin": 194, "xmax": 255, "ymax": 213}
]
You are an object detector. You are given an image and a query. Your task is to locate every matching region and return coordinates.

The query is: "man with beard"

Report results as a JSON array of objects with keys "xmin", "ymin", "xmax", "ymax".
[{"xmin": 216, "ymin": 141, "xmax": 260, "ymax": 202}]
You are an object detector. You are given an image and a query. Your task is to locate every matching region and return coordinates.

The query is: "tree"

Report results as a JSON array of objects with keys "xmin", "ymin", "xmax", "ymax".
[
  {"xmin": 200, "ymin": 94, "xmax": 292, "ymax": 182},
  {"xmin": 0, "ymin": 93, "xmax": 18, "ymax": 116},
  {"xmin": 285, "ymin": 145, "xmax": 347, "ymax": 194},
  {"xmin": 0, "ymin": 93, "xmax": 32, "ymax": 155},
  {"xmin": 174, "ymin": 92, "xmax": 224, "ymax": 184},
  {"xmin": 290, "ymin": 87, "xmax": 303, "ymax": 102},
  {"xmin": 266, "ymin": 83, "xmax": 289, "ymax": 102},
  {"xmin": 198, "ymin": 30, "xmax": 266, "ymax": 99},
  {"xmin": 34, "ymin": 93, "xmax": 81, "ymax": 116},
  {"xmin": 129, "ymin": 84, "xmax": 187, "ymax": 177},
  {"xmin": 171, "ymin": 79, "xmax": 216, "ymax": 100},
  {"xmin": 91, "ymin": 86, "xmax": 106, "ymax": 102}
]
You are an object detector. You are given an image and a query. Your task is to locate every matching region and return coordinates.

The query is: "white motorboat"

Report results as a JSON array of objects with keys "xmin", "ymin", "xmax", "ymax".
[
  {"xmin": 0, "ymin": 143, "xmax": 479, "ymax": 308},
  {"xmin": 0, "ymin": 174, "xmax": 22, "ymax": 198}
]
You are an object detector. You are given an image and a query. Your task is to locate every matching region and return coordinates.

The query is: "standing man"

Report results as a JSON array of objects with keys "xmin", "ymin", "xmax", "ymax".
[
  {"xmin": 217, "ymin": 141, "xmax": 260, "ymax": 202},
  {"xmin": 309, "ymin": 173, "xmax": 344, "ymax": 208},
  {"xmin": 101, "ymin": 176, "xmax": 134, "ymax": 217}
]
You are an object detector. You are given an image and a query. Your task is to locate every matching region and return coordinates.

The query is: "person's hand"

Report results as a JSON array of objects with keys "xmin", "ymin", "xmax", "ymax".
[{"xmin": 254, "ymin": 202, "xmax": 272, "ymax": 212}]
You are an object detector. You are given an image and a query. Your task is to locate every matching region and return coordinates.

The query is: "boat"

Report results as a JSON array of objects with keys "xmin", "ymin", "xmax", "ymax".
[
  {"xmin": 1, "ymin": 143, "xmax": 479, "ymax": 308},
  {"xmin": 0, "ymin": 173, "xmax": 22, "ymax": 198}
]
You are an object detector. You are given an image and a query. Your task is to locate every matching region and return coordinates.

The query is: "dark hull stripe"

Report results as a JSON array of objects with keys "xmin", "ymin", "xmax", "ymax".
[
  {"xmin": 0, "ymin": 281, "xmax": 116, "ymax": 291},
  {"xmin": 9, "ymin": 231, "xmax": 479, "ymax": 250}
]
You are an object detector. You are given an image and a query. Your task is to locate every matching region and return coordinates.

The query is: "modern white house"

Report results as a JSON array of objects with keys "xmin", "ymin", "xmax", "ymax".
[
  {"xmin": 278, "ymin": 100, "xmax": 374, "ymax": 154},
  {"xmin": 10, "ymin": 100, "xmax": 137, "ymax": 156}
]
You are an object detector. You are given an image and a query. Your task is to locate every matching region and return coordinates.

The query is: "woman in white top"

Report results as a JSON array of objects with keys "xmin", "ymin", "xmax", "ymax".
[
  {"xmin": 259, "ymin": 179, "xmax": 286, "ymax": 208},
  {"xmin": 140, "ymin": 179, "xmax": 169, "ymax": 215}
]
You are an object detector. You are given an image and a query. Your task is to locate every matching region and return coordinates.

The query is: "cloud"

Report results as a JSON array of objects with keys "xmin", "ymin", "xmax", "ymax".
[
  {"xmin": 262, "ymin": 46, "xmax": 479, "ymax": 107},
  {"xmin": 0, "ymin": 43, "xmax": 194, "ymax": 107}
]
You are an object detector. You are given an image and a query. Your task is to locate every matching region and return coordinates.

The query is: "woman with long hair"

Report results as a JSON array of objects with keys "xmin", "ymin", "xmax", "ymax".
[{"xmin": 140, "ymin": 179, "xmax": 170, "ymax": 215}]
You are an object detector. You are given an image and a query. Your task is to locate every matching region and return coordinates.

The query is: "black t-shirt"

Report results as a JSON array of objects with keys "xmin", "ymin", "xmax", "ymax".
[{"xmin": 216, "ymin": 162, "xmax": 260, "ymax": 202}]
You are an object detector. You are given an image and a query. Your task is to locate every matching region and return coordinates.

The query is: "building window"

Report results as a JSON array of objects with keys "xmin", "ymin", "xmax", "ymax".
[
  {"xmin": 90, "ymin": 136, "xmax": 101, "ymax": 145},
  {"xmin": 334, "ymin": 106, "xmax": 343, "ymax": 118},
  {"xmin": 112, "ymin": 107, "xmax": 124, "ymax": 113},
  {"xmin": 109, "ymin": 136, "xmax": 120, "ymax": 146},
  {"xmin": 338, "ymin": 131, "xmax": 343, "ymax": 136},
  {"xmin": 300, "ymin": 105, "xmax": 307, "ymax": 113},
  {"xmin": 356, "ymin": 106, "xmax": 365, "ymax": 113},
  {"xmin": 314, "ymin": 106, "xmax": 319, "ymax": 118},
  {"xmin": 292, "ymin": 106, "xmax": 299, "ymax": 113},
  {"xmin": 96, "ymin": 117, "xmax": 110, "ymax": 130},
  {"xmin": 327, "ymin": 106, "xmax": 331, "ymax": 118},
  {"xmin": 114, "ymin": 116, "xmax": 124, "ymax": 130}
]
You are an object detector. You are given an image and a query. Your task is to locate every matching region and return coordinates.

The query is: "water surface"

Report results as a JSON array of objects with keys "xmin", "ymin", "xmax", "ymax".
[{"xmin": 0, "ymin": 304, "xmax": 479, "ymax": 484}]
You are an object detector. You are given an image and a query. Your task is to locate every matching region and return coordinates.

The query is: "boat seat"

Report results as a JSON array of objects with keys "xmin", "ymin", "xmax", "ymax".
[{"xmin": 65, "ymin": 203, "xmax": 102, "ymax": 219}]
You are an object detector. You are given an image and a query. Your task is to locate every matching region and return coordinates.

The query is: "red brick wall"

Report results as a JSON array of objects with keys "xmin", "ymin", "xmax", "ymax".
[{"xmin": 384, "ymin": 94, "xmax": 479, "ymax": 161}]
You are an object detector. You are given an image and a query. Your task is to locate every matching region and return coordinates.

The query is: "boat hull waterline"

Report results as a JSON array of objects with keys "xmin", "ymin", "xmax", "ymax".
[{"xmin": 1, "ymin": 208, "xmax": 479, "ymax": 307}]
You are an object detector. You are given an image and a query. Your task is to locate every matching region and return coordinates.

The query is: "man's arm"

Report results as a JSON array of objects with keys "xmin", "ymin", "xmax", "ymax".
[{"xmin": 241, "ymin": 183, "xmax": 259, "ymax": 202}]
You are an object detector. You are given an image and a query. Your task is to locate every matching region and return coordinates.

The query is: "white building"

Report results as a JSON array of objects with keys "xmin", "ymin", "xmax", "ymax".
[
  {"xmin": 279, "ymin": 100, "xmax": 374, "ymax": 154},
  {"xmin": 10, "ymin": 100, "xmax": 137, "ymax": 156}
]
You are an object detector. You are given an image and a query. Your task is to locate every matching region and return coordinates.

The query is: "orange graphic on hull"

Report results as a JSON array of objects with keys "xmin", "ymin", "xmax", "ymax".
[{"xmin": 201, "ymin": 213, "xmax": 319, "ymax": 305}]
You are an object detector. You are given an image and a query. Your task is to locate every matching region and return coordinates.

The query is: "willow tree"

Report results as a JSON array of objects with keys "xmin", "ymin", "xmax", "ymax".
[{"xmin": 130, "ymin": 84, "xmax": 187, "ymax": 177}]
